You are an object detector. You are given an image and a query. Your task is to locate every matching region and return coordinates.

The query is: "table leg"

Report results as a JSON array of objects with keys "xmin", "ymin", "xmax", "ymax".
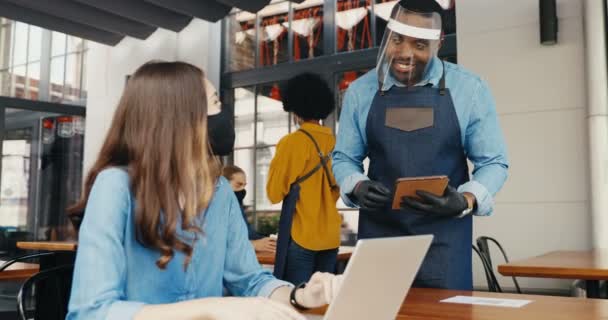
[{"xmin": 586, "ymin": 280, "xmax": 601, "ymax": 299}]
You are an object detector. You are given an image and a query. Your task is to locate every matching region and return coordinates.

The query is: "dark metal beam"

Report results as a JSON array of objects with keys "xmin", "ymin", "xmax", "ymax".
[
  {"xmin": 215, "ymin": 0, "xmax": 270, "ymax": 13},
  {"xmin": 222, "ymin": 34, "xmax": 456, "ymax": 88},
  {"xmin": 4, "ymin": 0, "xmax": 156, "ymax": 40},
  {"xmin": 0, "ymin": 96, "xmax": 86, "ymax": 116},
  {"xmin": 73, "ymin": 0, "xmax": 193, "ymax": 32},
  {"xmin": 0, "ymin": 1, "xmax": 124, "ymax": 46},
  {"xmin": 223, "ymin": 48, "xmax": 379, "ymax": 88},
  {"xmin": 144, "ymin": 0, "xmax": 231, "ymax": 23}
]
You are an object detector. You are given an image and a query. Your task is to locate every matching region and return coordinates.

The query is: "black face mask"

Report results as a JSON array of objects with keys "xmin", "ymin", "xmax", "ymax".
[
  {"xmin": 235, "ymin": 189, "xmax": 247, "ymax": 206},
  {"xmin": 208, "ymin": 107, "xmax": 235, "ymax": 156}
]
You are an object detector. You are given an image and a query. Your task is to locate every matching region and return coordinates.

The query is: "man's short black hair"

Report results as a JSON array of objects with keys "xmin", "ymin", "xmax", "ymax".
[
  {"xmin": 282, "ymin": 72, "xmax": 335, "ymax": 120},
  {"xmin": 398, "ymin": 0, "xmax": 444, "ymax": 16}
]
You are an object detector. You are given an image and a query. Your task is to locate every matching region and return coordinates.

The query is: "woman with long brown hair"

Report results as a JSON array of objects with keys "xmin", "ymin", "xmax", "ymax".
[{"xmin": 66, "ymin": 61, "xmax": 341, "ymax": 320}]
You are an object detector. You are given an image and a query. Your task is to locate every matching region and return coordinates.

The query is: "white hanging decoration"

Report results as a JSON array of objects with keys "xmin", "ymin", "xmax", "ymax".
[
  {"xmin": 282, "ymin": 17, "xmax": 320, "ymax": 37},
  {"xmin": 371, "ymin": 1, "xmax": 398, "ymax": 22},
  {"xmin": 235, "ymin": 31, "xmax": 247, "ymax": 44},
  {"xmin": 235, "ymin": 29, "xmax": 256, "ymax": 45},
  {"xmin": 264, "ymin": 24, "xmax": 285, "ymax": 42},
  {"xmin": 335, "ymin": 7, "xmax": 368, "ymax": 30}
]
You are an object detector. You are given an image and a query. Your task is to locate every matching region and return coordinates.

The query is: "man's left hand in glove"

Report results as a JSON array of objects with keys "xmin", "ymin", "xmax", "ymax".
[{"xmin": 401, "ymin": 185, "xmax": 475, "ymax": 218}]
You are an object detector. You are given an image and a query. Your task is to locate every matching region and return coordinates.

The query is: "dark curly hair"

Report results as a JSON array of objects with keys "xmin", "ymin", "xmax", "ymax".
[{"xmin": 281, "ymin": 73, "xmax": 335, "ymax": 120}]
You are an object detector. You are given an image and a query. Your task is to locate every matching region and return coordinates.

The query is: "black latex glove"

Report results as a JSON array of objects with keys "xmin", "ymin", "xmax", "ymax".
[
  {"xmin": 401, "ymin": 185, "xmax": 469, "ymax": 218},
  {"xmin": 350, "ymin": 180, "xmax": 392, "ymax": 210}
]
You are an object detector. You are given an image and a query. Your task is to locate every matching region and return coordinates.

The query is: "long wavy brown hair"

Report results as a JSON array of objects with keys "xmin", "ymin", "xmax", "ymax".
[{"xmin": 69, "ymin": 61, "xmax": 219, "ymax": 269}]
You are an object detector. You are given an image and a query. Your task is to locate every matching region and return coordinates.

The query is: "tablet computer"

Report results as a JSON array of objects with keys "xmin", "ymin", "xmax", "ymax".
[{"xmin": 392, "ymin": 175, "xmax": 449, "ymax": 210}]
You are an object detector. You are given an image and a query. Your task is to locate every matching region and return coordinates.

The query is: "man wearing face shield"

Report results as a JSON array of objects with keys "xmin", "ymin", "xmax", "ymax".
[{"xmin": 332, "ymin": 0, "xmax": 508, "ymax": 291}]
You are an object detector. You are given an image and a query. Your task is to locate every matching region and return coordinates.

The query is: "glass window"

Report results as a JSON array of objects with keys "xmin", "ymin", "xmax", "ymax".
[
  {"xmin": 80, "ymin": 51, "xmax": 87, "ymax": 100},
  {"xmin": 51, "ymin": 31, "xmax": 67, "ymax": 57},
  {"xmin": 0, "ymin": 69, "xmax": 10, "ymax": 96},
  {"xmin": 67, "ymin": 35, "xmax": 84, "ymax": 53},
  {"xmin": 1, "ymin": 109, "xmax": 85, "ymax": 242},
  {"xmin": 1, "ymin": 135, "xmax": 32, "ymax": 228},
  {"xmin": 258, "ymin": 1, "xmax": 290, "ymax": 67},
  {"xmin": 0, "ymin": 23, "xmax": 13, "ymax": 69},
  {"xmin": 256, "ymin": 82, "xmax": 289, "ymax": 146},
  {"xmin": 11, "ymin": 65, "xmax": 26, "ymax": 98},
  {"xmin": 26, "ymin": 62, "xmax": 40, "ymax": 100},
  {"xmin": 292, "ymin": 0, "xmax": 324, "ymax": 60},
  {"xmin": 234, "ymin": 87, "xmax": 256, "ymax": 148},
  {"xmin": 13, "ymin": 22, "xmax": 28, "ymax": 66},
  {"xmin": 255, "ymin": 146, "xmax": 280, "ymax": 211},
  {"xmin": 64, "ymin": 53, "xmax": 84, "ymax": 102},
  {"xmin": 226, "ymin": 13, "xmax": 256, "ymax": 72},
  {"xmin": 336, "ymin": 0, "xmax": 372, "ymax": 53},
  {"xmin": 27, "ymin": 26, "xmax": 42, "ymax": 62},
  {"xmin": 50, "ymin": 56, "xmax": 65, "ymax": 102}
]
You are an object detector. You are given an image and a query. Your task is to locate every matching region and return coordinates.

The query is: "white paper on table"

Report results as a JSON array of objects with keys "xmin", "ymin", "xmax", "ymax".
[{"xmin": 440, "ymin": 296, "xmax": 533, "ymax": 308}]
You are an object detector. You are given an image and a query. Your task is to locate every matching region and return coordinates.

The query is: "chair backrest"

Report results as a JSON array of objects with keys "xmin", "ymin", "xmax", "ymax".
[
  {"xmin": 0, "ymin": 252, "xmax": 55, "ymax": 272},
  {"xmin": 475, "ymin": 236, "xmax": 522, "ymax": 294},
  {"xmin": 472, "ymin": 244, "xmax": 502, "ymax": 292},
  {"xmin": 17, "ymin": 264, "xmax": 74, "ymax": 320}
]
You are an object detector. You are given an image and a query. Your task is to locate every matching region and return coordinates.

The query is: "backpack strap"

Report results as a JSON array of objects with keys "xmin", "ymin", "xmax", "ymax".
[{"xmin": 294, "ymin": 129, "xmax": 338, "ymax": 189}]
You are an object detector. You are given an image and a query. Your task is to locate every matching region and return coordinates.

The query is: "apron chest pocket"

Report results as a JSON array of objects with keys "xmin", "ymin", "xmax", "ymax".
[{"xmin": 385, "ymin": 107, "xmax": 434, "ymax": 132}]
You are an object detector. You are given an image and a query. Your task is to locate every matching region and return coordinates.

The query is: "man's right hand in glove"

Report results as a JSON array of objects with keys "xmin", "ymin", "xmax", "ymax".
[{"xmin": 350, "ymin": 180, "xmax": 392, "ymax": 210}]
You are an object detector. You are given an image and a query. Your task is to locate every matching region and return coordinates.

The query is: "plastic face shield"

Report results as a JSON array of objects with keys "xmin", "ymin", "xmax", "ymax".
[{"xmin": 376, "ymin": 5, "xmax": 442, "ymax": 91}]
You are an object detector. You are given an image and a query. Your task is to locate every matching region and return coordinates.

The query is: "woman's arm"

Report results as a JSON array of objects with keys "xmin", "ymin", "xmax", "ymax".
[{"xmin": 67, "ymin": 169, "xmax": 144, "ymax": 320}]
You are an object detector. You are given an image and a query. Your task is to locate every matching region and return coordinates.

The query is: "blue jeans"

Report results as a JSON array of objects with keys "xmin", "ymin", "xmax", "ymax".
[{"xmin": 283, "ymin": 240, "xmax": 338, "ymax": 285}]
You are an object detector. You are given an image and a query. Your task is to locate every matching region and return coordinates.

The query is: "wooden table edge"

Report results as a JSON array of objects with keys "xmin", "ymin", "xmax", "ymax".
[
  {"xmin": 498, "ymin": 264, "xmax": 608, "ymax": 280},
  {"xmin": 16, "ymin": 241, "xmax": 78, "ymax": 252}
]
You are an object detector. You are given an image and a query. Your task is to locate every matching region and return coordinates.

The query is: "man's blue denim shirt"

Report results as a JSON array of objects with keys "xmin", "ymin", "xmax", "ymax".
[{"xmin": 332, "ymin": 57, "xmax": 509, "ymax": 216}]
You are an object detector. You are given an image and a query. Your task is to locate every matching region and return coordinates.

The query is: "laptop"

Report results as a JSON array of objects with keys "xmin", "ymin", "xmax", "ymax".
[{"xmin": 306, "ymin": 235, "xmax": 433, "ymax": 320}]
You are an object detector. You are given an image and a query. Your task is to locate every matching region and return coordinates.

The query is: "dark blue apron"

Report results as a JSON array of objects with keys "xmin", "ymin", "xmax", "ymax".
[
  {"xmin": 273, "ymin": 129, "xmax": 336, "ymax": 280},
  {"xmin": 359, "ymin": 62, "xmax": 473, "ymax": 290}
]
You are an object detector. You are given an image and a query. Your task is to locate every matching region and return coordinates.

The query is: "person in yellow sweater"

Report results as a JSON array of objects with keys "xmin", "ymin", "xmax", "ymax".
[{"xmin": 267, "ymin": 73, "xmax": 341, "ymax": 285}]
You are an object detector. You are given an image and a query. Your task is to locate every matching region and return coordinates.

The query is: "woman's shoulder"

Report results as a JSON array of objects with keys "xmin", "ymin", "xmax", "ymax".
[
  {"xmin": 95, "ymin": 167, "xmax": 130, "ymax": 188},
  {"xmin": 210, "ymin": 176, "xmax": 235, "ymax": 204},
  {"xmin": 215, "ymin": 176, "xmax": 230, "ymax": 193}
]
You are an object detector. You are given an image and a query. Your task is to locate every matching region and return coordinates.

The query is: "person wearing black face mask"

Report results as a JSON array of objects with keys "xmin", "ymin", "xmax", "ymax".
[
  {"xmin": 205, "ymin": 78, "xmax": 235, "ymax": 156},
  {"xmin": 223, "ymin": 165, "xmax": 277, "ymax": 254}
]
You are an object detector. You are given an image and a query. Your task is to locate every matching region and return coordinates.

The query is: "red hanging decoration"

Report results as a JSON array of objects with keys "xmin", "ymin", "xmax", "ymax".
[
  {"xmin": 270, "ymin": 84, "xmax": 282, "ymax": 101},
  {"xmin": 339, "ymin": 71, "xmax": 358, "ymax": 91}
]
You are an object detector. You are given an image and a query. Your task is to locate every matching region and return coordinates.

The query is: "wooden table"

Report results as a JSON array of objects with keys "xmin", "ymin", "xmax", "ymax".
[
  {"xmin": 308, "ymin": 288, "xmax": 608, "ymax": 319},
  {"xmin": 0, "ymin": 260, "xmax": 39, "ymax": 281},
  {"xmin": 16, "ymin": 241, "xmax": 353, "ymax": 268},
  {"xmin": 498, "ymin": 250, "xmax": 608, "ymax": 299},
  {"xmin": 256, "ymin": 246, "xmax": 354, "ymax": 265},
  {"xmin": 17, "ymin": 241, "xmax": 78, "ymax": 252}
]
